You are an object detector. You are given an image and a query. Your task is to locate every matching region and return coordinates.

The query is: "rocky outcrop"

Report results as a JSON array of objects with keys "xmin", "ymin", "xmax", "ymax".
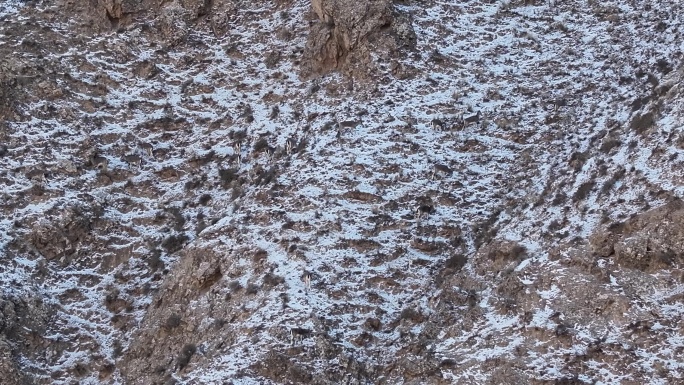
[
  {"xmin": 0, "ymin": 339, "xmax": 28, "ymax": 385},
  {"xmin": 118, "ymin": 245, "xmax": 227, "ymax": 385},
  {"xmin": 0, "ymin": 54, "xmax": 36, "ymax": 121},
  {"xmin": 25, "ymin": 203, "xmax": 103, "ymax": 264},
  {"xmin": 302, "ymin": 0, "xmax": 416, "ymax": 79},
  {"xmin": 57, "ymin": 0, "xmax": 157, "ymax": 32},
  {"xmin": 59, "ymin": 0, "xmax": 225, "ymax": 38},
  {"xmin": 118, "ymin": 242, "xmax": 383, "ymax": 384},
  {"xmin": 0, "ymin": 291, "xmax": 54, "ymax": 385},
  {"xmin": 589, "ymin": 198, "xmax": 684, "ymax": 271}
]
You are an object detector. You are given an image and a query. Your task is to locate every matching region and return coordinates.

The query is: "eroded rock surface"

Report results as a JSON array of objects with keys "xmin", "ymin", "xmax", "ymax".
[
  {"xmin": 119, "ymin": 246, "xmax": 226, "ymax": 384},
  {"xmin": 590, "ymin": 198, "xmax": 684, "ymax": 271},
  {"xmin": 0, "ymin": 340, "xmax": 27, "ymax": 385},
  {"xmin": 303, "ymin": 0, "xmax": 416, "ymax": 78},
  {"xmin": 0, "ymin": 291, "xmax": 53, "ymax": 385}
]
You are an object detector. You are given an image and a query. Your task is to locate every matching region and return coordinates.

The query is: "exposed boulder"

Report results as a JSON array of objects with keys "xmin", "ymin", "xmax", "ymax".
[
  {"xmin": 589, "ymin": 199, "xmax": 684, "ymax": 271},
  {"xmin": 26, "ymin": 203, "xmax": 103, "ymax": 263},
  {"xmin": 58, "ymin": 0, "xmax": 220, "ymax": 37},
  {"xmin": 251, "ymin": 352, "xmax": 314, "ymax": 384},
  {"xmin": 0, "ymin": 55, "xmax": 36, "ymax": 120},
  {"xmin": 0, "ymin": 79, "xmax": 18, "ymax": 121},
  {"xmin": 0, "ymin": 339, "xmax": 28, "ymax": 385},
  {"xmin": 0, "ymin": 291, "xmax": 54, "ymax": 385},
  {"xmin": 208, "ymin": 0, "xmax": 238, "ymax": 36},
  {"xmin": 57, "ymin": 0, "xmax": 157, "ymax": 32},
  {"xmin": 302, "ymin": 0, "xmax": 416, "ymax": 79},
  {"xmin": 97, "ymin": 0, "xmax": 152, "ymax": 24},
  {"xmin": 119, "ymin": 246, "xmax": 226, "ymax": 384},
  {"xmin": 468, "ymin": 239, "xmax": 528, "ymax": 276},
  {"xmin": 158, "ymin": 2, "xmax": 194, "ymax": 45}
]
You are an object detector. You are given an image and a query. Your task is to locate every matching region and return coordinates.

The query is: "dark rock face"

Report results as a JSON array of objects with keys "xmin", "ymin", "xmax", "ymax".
[
  {"xmin": 0, "ymin": 78, "xmax": 20, "ymax": 120},
  {"xmin": 1, "ymin": 0, "xmax": 683, "ymax": 382},
  {"xmin": 302, "ymin": 0, "xmax": 416, "ymax": 78},
  {"xmin": 59, "ymin": 0, "xmax": 156, "ymax": 32}
]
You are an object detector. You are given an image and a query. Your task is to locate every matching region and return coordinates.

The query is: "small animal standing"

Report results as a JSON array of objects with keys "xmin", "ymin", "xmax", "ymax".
[
  {"xmin": 463, "ymin": 111, "xmax": 481, "ymax": 126},
  {"xmin": 90, "ymin": 154, "xmax": 109, "ymax": 171},
  {"xmin": 416, "ymin": 204, "xmax": 436, "ymax": 220},
  {"xmin": 290, "ymin": 327, "xmax": 312, "ymax": 346},
  {"xmin": 432, "ymin": 164, "xmax": 453, "ymax": 180},
  {"xmin": 431, "ymin": 118, "xmax": 445, "ymax": 130}
]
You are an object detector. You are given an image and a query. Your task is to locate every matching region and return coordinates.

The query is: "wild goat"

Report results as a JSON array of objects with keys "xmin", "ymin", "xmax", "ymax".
[
  {"xmin": 233, "ymin": 143, "xmax": 242, "ymax": 166},
  {"xmin": 139, "ymin": 142, "xmax": 154, "ymax": 158},
  {"xmin": 290, "ymin": 327, "xmax": 312, "ymax": 346},
  {"xmin": 431, "ymin": 118, "xmax": 446, "ymax": 130},
  {"xmin": 266, "ymin": 145, "xmax": 276, "ymax": 162},
  {"xmin": 493, "ymin": 116, "xmax": 511, "ymax": 130},
  {"xmin": 463, "ymin": 111, "xmax": 481, "ymax": 126},
  {"xmin": 25, "ymin": 168, "xmax": 47, "ymax": 183},
  {"xmin": 123, "ymin": 154, "xmax": 142, "ymax": 169},
  {"xmin": 90, "ymin": 154, "xmax": 109, "ymax": 172},
  {"xmin": 285, "ymin": 139, "xmax": 294, "ymax": 155},
  {"xmin": 416, "ymin": 204, "xmax": 436, "ymax": 220},
  {"xmin": 432, "ymin": 164, "xmax": 453, "ymax": 180},
  {"xmin": 338, "ymin": 120, "xmax": 360, "ymax": 130}
]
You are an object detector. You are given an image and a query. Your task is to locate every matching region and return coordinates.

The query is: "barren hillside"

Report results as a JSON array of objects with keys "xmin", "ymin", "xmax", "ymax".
[{"xmin": 1, "ymin": 0, "xmax": 683, "ymax": 384}]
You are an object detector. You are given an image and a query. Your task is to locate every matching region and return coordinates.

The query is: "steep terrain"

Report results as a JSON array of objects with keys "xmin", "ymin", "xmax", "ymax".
[{"xmin": 1, "ymin": 0, "xmax": 684, "ymax": 384}]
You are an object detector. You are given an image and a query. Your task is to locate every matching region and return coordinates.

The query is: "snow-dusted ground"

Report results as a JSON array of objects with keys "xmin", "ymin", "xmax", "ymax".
[
  {"xmin": 1, "ymin": 0, "xmax": 683, "ymax": 383},
  {"xmin": 0, "ymin": 0, "xmax": 21, "ymax": 18}
]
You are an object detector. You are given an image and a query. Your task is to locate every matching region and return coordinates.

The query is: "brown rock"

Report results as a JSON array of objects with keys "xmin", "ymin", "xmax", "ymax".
[
  {"xmin": 302, "ymin": 0, "xmax": 416, "ymax": 79},
  {"xmin": 0, "ymin": 292, "xmax": 54, "ymax": 385},
  {"xmin": 119, "ymin": 246, "xmax": 228, "ymax": 384},
  {"xmin": 158, "ymin": 3, "xmax": 192, "ymax": 44},
  {"xmin": 468, "ymin": 239, "xmax": 527, "ymax": 276},
  {"xmin": 58, "ymin": 0, "xmax": 217, "ymax": 37},
  {"xmin": 590, "ymin": 199, "xmax": 684, "ymax": 271},
  {"xmin": 588, "ymin": 225, "xmax": 619, "ymax": 257},
  {"xmin": 27, "ymin": 203, "xmax": 101, "ymax": 262},
  {"xmin": 0, "ymin": 339, "xmax": 27, "ymax": 385},
  {"xmin": 486, "ymin": 364, "xmax": 530, "ymax": 385},
  {"xmin": 364, "ymin": 317, "xmax": 381, "ymax": 331},
  {"xmin": 59, "ymin": 0, "xmax": 156, "ymax": 32}
]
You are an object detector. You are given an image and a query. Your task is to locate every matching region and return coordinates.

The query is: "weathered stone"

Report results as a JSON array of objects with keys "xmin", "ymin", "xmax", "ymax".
[
  {"xmin": 302, "ymin": 0, "xmax": 416, "ymax": 79},
  {"xmin": 27, "ymin": 203, "xmax": 101, "ymax": 262},
  {"xmin": 0, "ymin": 339, "xmax": 27, "ymax": 385},
  {"xmin": 119, "ymin": 246, "xmax": 225, "ymax": 384},
  {"xmin": 467, "ymin": 239, "xmax": 527, "ymax": 276},
  {"xmin": 590, "ymin": 199, "xmax": 684, "ymax": 271},
  {"xmin": 0, "ymin": 291, "xmax": 54, "ymax": 385}
]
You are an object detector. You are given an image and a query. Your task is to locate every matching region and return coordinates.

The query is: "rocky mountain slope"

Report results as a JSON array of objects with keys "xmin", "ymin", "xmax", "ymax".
[{"xmin": 1, "ymin": 0, "xmax": 684, "ymax": 384}]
